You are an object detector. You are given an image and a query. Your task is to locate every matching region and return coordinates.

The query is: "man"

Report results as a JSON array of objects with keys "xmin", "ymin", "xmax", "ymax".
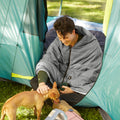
[{"xmin": 30, "ymin": 16, "xmax": 103, "ymax": 106}]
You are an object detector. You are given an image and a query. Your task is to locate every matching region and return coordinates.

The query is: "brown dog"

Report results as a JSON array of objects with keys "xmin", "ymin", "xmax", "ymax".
[{"xmin": 0, "ymin": 82, "xmax": 60, "ymax": 120}]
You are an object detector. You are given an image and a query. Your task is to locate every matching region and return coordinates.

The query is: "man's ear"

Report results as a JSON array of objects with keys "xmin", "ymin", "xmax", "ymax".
[
  {"xmin": 72, "ymin": 29, "xmax": 75, "ymax": 34},
  {"xmin": 53, "ymin": 82, "xmax": 57, "ymax": 88}
]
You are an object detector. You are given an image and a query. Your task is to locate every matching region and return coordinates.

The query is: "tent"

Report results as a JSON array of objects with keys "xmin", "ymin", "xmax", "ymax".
[
  {"xmin": 0, "ymin": 0, "xmax": 47, "ymax": 86},
  {"xmin": 0, "ymin": 0, "xmax": 120, "ymax": 119}
]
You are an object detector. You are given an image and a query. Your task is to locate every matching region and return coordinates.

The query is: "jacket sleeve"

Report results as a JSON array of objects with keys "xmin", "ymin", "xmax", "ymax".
[
  {"xmin": 30, "ymin": 70, "xmax": 48, "ymax": 90},
  {"xmin": 37, "ymin": 71, "xmax": 48, "ymax": 83}
]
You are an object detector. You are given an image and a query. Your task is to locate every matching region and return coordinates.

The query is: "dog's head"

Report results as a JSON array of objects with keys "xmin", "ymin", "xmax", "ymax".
[{"xmin": 48, "ymin": 82, "xmax": 60, "ymax": 103}]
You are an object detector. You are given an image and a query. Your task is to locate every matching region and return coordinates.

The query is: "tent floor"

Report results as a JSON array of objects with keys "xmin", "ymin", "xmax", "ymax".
[
  {"xmin": 0, "ymin": 77, "xmax": 11, "ymax": 82},
  {"xmin": 99, "ymin": 108, "xmax": 112, "ymax": 120}
]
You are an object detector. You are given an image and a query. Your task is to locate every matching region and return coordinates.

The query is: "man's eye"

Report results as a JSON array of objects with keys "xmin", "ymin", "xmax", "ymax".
[{"xmin": 59, "ymin": 37, "xmax": 63, "ymax": 40}]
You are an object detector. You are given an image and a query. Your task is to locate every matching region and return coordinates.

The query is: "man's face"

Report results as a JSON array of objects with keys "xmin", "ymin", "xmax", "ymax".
[{"xmin": 56, "ymin": 30, "xmax": 75, "ymax": 46}]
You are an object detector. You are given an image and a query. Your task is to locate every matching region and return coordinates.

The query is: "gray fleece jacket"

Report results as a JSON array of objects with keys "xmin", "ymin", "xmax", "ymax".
[{"xmin": 36, "ymin": 26, "xmax": 103, "ymax": 95}]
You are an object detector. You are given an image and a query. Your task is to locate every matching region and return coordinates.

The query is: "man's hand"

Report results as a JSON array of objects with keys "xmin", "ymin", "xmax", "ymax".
[
  {"xmin": 60, "ymin": 86, "xmax": 74, "ymax": 94},
  {"xmin": 37, "ymin": 82, "xmax": 50, "ymax": 94}
]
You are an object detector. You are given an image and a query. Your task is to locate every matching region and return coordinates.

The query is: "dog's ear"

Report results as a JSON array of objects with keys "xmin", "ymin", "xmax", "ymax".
[{"xmin": 53, "ymin": 82, "xmax": 57, "ymax": 88}]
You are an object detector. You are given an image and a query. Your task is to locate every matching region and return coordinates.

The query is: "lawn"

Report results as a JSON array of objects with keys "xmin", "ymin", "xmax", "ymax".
[
  {"xmin": 0, "ymin": 0, "xmax": 106, "ymax": 120},
  {"xmin": 47, "ymin": 0, "xmax": 106, "ymax": 23}
]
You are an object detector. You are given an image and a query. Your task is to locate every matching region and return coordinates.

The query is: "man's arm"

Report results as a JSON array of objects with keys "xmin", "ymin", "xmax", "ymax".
[
  {"xmin": 36, "ymin": 70, "xmax": 50, "ymax": 94},
  {"xmin": 35, "ymin": 38, "xmax": 62, "ymax": 83}
]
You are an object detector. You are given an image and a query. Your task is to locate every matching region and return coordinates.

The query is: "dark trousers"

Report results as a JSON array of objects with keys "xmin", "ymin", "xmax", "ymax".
[{"xmin": 60, "ymin": 92, "xmax": 85, "ymax": 106}]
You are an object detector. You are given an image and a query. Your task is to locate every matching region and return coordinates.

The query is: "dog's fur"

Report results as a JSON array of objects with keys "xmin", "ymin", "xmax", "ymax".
[
  {"xmin": 0, "ymin": 82, "xmax": 60, "ymax": 120},
  {"xmin": 53, "ymin": 100, "xmax": 81, "ymax": 116}
]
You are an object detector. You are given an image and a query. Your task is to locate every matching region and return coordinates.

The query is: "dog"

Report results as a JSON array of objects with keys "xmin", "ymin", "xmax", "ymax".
[
  {"xmin": 53, "ymin": 100, "xmax": 81, "ymax": 116},
  {"xmin": 0, "ymin": 82, "xmax": 60, "ymax": 120}
]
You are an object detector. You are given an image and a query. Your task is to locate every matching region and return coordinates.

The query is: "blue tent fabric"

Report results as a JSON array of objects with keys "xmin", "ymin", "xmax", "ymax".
[{"xmin": 0, "ymin": 0, "xmax": 47, "ymax": 86}]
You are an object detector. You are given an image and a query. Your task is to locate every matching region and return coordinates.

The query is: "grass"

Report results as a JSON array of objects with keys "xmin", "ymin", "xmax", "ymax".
[
  {"xmin": 47, "ymin": 0, "xmax": 107, "ymax": 23},
  {"xmin": 0, "ymin": 80, "xmax": 103, "ymax": 120}
]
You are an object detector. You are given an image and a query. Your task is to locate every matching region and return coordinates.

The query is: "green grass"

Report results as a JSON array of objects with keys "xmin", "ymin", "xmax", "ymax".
[
  {"xmin": 0, "ymin": 81, "xmax": 103, "ymax": 120},
  {"xmin": 47, "ymin": 0, "xmax": 107, "ymax": 23}
]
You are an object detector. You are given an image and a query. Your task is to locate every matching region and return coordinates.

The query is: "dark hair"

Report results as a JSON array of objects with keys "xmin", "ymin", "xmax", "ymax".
[{"xmin": 54, "ymin": 16, "xmax": 75, "ymax": 37}]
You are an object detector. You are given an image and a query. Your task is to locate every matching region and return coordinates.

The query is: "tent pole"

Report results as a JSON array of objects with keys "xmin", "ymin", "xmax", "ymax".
[{"xmin": 58, "ymin": 0, "xmax": 63, "ymax": 16}]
